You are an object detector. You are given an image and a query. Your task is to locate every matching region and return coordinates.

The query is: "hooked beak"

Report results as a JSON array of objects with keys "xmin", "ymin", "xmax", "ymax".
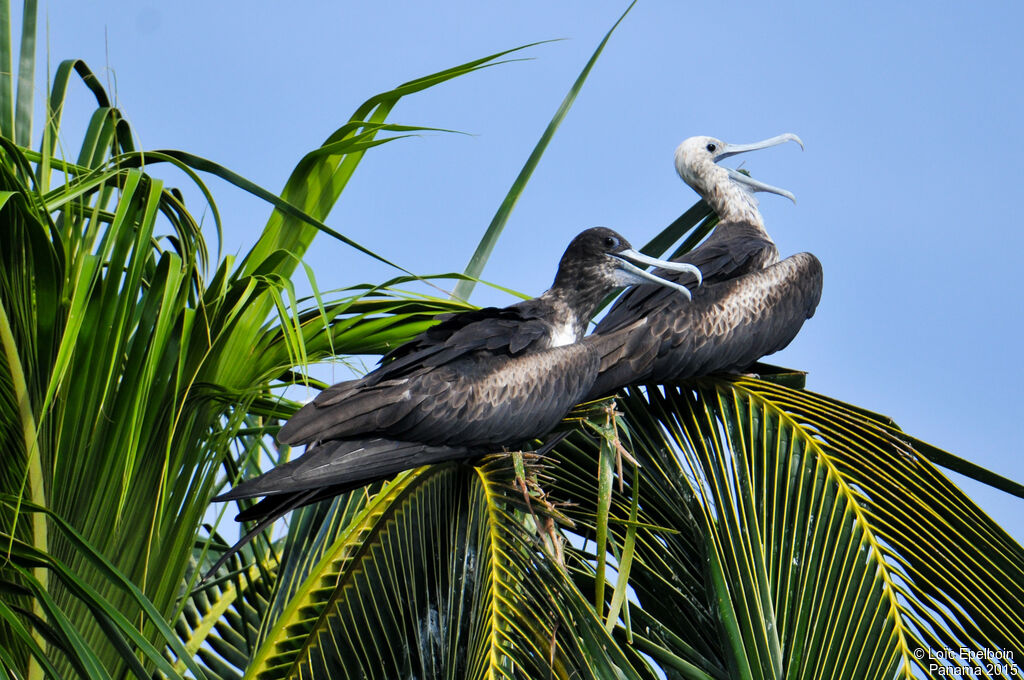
[
  {"xmin": 610, "ymin": 248, "xmax": 703, "ymax": 299},
  {"xmin": 714, "ymin": 133, "xmax": 803, "ymax": 162}
]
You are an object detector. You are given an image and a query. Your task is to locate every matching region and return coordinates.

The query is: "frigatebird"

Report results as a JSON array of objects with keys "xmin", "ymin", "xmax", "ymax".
[
  {"xmin": 215, "ymin": 228, "xmax": 701, "ymax": 526},
  {"xmin": 586, "ymin": 134, "xmax": 822, "ymax": 397}
]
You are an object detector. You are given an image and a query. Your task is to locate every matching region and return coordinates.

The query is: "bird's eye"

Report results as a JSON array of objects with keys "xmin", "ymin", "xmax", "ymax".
[
  {"xmin": 706, "ymin": 143, "xmax": 717, "ymax": 153},
  {"xmin": 603, "ymin": 236, "xmax": 619, "ymax": 249}
]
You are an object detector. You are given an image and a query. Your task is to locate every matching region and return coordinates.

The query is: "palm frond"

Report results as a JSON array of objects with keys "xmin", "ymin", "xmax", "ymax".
[
  {"xmin": 0, "ymin": 497, "xmax": 209, "ymax": 679},
  {"xmin": 1, "ymin": 27, "xmax": 557, "ymax": 676},
  {"xmin": 242, "ymin": 459, "xmax": 644, "ymax": 680},
  {"xmin": 549, "ymin": 379, "xmax": 1024, "ymax": 679},
  {"xmin": 453, "ymin": 2, "xmax": 637, "ymax": 301},
  {"xmin": 174, "ymin": 530, "xmax": 280, "ymax": 680}
]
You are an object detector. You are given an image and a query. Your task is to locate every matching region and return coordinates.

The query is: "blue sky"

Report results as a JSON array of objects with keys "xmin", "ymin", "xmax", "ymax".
[{"xmin": 40, "ymin": 2, "xmax": 1024, "ymax": 539}]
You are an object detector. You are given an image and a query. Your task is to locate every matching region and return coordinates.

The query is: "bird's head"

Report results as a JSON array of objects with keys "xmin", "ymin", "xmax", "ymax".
[
  {"xmin": 553, "ymin": 227, "xmax": 702, "ymax": 301},
  {"xmin": 673, "ymin": 133, "xmax": 803, "ymax": 208}
]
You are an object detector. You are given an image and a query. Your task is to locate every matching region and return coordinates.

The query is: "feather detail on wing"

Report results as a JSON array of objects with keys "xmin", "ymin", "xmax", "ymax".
[
  {"xmin": 371, "ymin": 304, "xmax": 556, "ymax": 383},
  {"xmin": 649, "ymin": 252, "xmax": 821, "ymax": 380},
  {"xmin": 279, "ymin": 337, "xmax": 599, "ymax": 449},
  {"xmin": 213, "ymin": 437, "xmax": 477, "ymax": 507},
  {"xmin": 588, "ymin": 252, "xmax": 822, "ymax": 395}
]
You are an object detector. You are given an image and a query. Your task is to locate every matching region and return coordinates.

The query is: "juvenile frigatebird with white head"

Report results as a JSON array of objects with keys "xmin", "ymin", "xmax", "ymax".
[
  {"xmin": 587, "ymin": 133, "xmax": 822, "ymax": 396},
  {"xmin": 215, "ymin": 228, "xmax": 701, "ymax": 530},
  {"xmin": 673, "ymin": 132, "xmax": 802, "ymax": 280}
]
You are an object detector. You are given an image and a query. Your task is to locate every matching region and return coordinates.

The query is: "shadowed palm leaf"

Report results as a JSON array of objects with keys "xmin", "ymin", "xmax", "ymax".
[
  {"xmin": 242, "ymin": 458, "xmax": 643, "ymax": 680},
  {"xmin": 545, "ymin": 379, "xmax": 1024, "ymax": 679}
]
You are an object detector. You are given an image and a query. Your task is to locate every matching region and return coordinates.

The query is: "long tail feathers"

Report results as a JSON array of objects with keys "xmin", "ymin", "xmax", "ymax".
[
  {"xmin": 205, "ymin": 437, "xmax": 479, "ymax": 581},
  {"xmin": 205, "ymin": 426, "xmax": 584, "ymax": 583},
  {"xmin": 213, "ymin": 438, "xmax": 477, "ymax": 505}
]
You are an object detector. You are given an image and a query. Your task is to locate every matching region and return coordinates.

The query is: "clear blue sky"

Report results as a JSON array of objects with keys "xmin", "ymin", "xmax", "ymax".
[{"xmin": 39, "ymin": 2, "xmax": 1024, "ymax": 540}]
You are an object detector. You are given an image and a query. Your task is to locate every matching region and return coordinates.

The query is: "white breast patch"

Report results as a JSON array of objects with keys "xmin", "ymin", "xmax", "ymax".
[{"xmin": 550, "ymin": 321, "xmax": 577, "ymax": 347}]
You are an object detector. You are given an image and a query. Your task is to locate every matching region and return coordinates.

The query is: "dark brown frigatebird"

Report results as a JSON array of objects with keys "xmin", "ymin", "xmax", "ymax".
[
  {"xmin": 214, "ymin": 228, "xmax": 701, "ymax": 527},
  {"xmin": 586, "ymin": 134, "xmax": 822, "ymax": 397}
]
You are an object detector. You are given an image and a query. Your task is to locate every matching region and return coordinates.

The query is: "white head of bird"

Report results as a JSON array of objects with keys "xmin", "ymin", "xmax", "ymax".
[{"xmin": 673, "ymin": 133, "xmax": 803, "ymax": 227}]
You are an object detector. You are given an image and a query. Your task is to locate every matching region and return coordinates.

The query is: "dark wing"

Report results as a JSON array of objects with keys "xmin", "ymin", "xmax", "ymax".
[
  {"xmin": 597, "ymin": 221, "xmax": 778, "ymax": 335},
  {"xmin": 671, "ymin": 221, "xmax": 779, "ymax": 285},
  {"xmin": 586, "ymin": 253, "xmax": 821, "ymax": 396},
  {"xmin": 213, "ymin": 437, "xmax": 477, "ymax": 507},
  {"xmin": 379, "ymin": 345, "xmax": 599, "ymax": 447},
  {"xmin": 581, "ymin": 318, "xmax": 659, "ymax": 400},
  {"xmin": 220, "ymin": 345, "xmax": 603, "ymax": 521},
  {"xmin": 280, "ymin": 342, "xmax": 600, "ymax": 449},
  {"xmin": 278, "ymin": 301, "xmax": 557, "ymax": 447},
  {"xmin": 645, "ymin": 252, "xmax": 822, "ymax": 382},
  {"xmin": 277, "ymin": 372, "xmax": 421, "ymax": 445},
  {"xmin": 369, "ymin": 302, "xmax": 555, "ymax": 384}
]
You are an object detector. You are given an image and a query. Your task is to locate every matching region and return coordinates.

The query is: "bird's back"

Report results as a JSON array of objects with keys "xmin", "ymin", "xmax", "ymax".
[
  {"xmin": 587, "ymin": 251, "xmax": 822, "ymax": 399},
  {"xmin": 277, "ymin": 298, "xmax": 593, "ymax": 449}
]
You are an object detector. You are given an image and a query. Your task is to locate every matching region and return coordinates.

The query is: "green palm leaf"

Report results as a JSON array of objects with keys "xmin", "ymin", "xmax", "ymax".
[
  {"xmin": 549, "ymin": 379, "xmax": 1024, "ymax": 679},
  {"xmin": 175, "ymin": 531, "xmax": 280, "ymax": 680},
  {"xmin": 244, "ymin": 458, "xmax": 644, "ymax": 680},
  {"xmin": 1, "ymin": 20, "xmax": 558, "ymax": 675},
  {"xmin": 453, "ymin": 2, "xmax": 636, "ymax": 301},
  {"xmin": 0, "ymin": 497, "xmax": 209, "ymax": 679}
]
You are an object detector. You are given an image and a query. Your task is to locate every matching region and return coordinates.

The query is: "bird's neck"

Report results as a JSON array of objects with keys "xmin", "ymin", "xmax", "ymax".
[
  {"xmin": 705, "ymin": 180, "xmax": 766, "ymax": 231},
  {"xmin": 537, "ymin": 284, "xmax": 604, "ymax": 343}
]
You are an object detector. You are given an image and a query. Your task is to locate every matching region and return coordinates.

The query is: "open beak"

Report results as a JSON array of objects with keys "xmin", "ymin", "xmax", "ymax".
[
  {"xmin": 713, "ymin": 133, "xmax": 803, "ymax": 203},
  {"xmin": 610, "ymin": 249, "xmax": 703, "ymax": 299}
]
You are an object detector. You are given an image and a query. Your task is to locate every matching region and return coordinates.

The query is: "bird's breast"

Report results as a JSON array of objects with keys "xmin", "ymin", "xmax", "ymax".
[{"xmin": 549, "ymin": 319, "xmax": 578, "ymax": 347}]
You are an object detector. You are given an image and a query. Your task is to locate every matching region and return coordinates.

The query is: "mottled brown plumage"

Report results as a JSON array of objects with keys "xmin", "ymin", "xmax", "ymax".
[
  {"xmin": 215, "ymin": 228, "xmax": 699, "ymax": 523},
  {"xmin": 588, "ymin": 134, "xmax": 821, "ymax": 398}
]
